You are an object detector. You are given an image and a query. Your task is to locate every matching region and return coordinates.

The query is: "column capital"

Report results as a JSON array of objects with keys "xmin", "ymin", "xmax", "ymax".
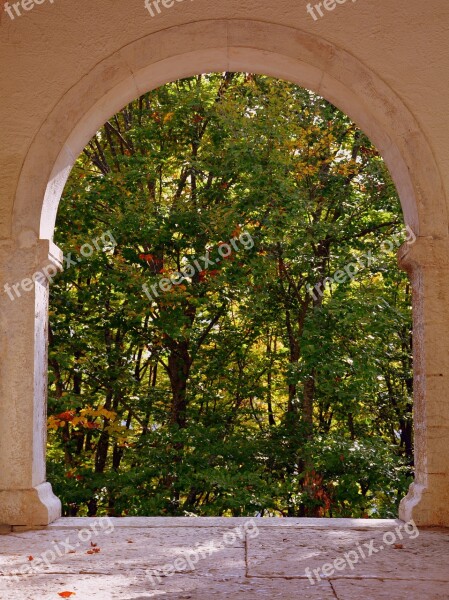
[
  {"xmin": 0, "ymin": 237, "xmax": 62, "ymax": 263},
  {"xmin": 0, "ymin": 238, "xmax": 63, "ymax": 286},
  {"xmin": 398, "ymin": 237, "xmax": 449, "ymax": 273}
]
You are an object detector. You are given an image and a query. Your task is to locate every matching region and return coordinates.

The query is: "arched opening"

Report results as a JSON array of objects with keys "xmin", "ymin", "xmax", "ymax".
[
  {"xmin": 48, "ymin": 72, "xmax": 414, "ymax": 519},
  {"xmin": 2, "ymin": 21, "xmax": 448, "ymax": 526}
]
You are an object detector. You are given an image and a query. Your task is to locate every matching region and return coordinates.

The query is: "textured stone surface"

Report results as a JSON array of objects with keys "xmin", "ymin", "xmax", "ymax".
[
  {"xmin": 45, "ymin": 517, "xmax": 401, "ymax": 529},
  {"xmin": 0, "ymin": 526, "xmax": 246, "ymax": 577},
  {"xmin": 0, "ymin": 519, "xmax": 448, "ymax": 599},
  {"xmin": 247, "ymin": 524, "xmax": 449, "ymax": 581},
  {"xmin": 332, "ymin": 579, "xmax": 449, "ymax": 599},
  {"xmin": 0, "ymin": 574, "xmax": 336, "ymax": 600}
]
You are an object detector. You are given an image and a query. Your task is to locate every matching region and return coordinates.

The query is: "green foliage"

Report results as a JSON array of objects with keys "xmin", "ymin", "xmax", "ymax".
[{"xmin": 47, "ymin": 73, "xmax": 413, "ymax": 518}]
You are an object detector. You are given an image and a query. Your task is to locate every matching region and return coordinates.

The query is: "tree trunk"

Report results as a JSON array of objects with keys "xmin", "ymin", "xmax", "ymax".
[{"xmin": 167, "ymin": 340, "xmax": 192, "ymax": 429}]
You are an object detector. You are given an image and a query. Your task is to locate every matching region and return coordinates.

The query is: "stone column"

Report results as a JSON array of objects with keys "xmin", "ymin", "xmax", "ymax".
[
  {"xmin": 0, "ymin": 238, "xmax": 63, "ymax": 526},
  {"xmin": 399, "ymin": 237, "xmax": 449, "ymax": 526}
]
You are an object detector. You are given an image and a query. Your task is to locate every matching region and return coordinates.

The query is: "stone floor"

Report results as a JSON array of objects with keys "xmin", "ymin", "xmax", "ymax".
[{"xmin": 0, "ymin": 518, "xmax": 448, "ymax": 599}]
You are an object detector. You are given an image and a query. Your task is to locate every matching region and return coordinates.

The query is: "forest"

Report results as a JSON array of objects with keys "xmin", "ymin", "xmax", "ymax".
[{"xmin": 47, "ymin": 73, "xmax": 414, "ymax": 519}]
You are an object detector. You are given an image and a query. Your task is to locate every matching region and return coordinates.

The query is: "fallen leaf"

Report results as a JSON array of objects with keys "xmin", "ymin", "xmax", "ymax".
[
  {"xmin": 393, "ymin": 543, "xmax": 404, "ymax": 549},
  {"xmin": 28, "ymin": 556, "xmax": 33, "ymax": 561},
  {"xmin": 86, "ymin": 547, "xmax": 101, "ymax": 555},
  {"xmin": 58, "ymin": 593, "xmax": 76, "ymax": 598},
  {"xmin": 90, "ymin": 542, "xmax": 97, "ymax": 547}
]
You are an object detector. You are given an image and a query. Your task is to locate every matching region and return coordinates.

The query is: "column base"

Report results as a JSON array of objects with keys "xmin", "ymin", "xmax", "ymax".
[
  {"xmin": 399, "ymin": 481, "xmax": 449, "ymax": 526},
  {"xmin": 0, "ymin": 482, "xmax": 61, "ymax": 526}
]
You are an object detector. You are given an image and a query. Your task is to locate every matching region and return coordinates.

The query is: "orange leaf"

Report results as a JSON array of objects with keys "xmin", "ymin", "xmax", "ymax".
[
  {"xmin": 28, "ymin": 556, "xmax": 33, "ymax": 561},
  {"xmin": 55, "ymin": 411, "xmax": 76, "ymax": 422},
  {"xmin": 58, "ymin": 593, "xmax": 76, "ymax": 598}
]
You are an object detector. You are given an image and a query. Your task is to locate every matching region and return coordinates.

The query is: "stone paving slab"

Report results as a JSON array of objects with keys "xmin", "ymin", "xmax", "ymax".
[
  {"xmin": 247, "ymin": 526, "xmax": 449, "ymax": 582},
  {"xmin": 0, "ymin": 527, "xmax": 245, "ymax": 577},
  {"xmin": 44, "ymin": 517, "xmax": 399, "ymax": 530},
  {"xmin": 332, "ymin": 579, "xmax": 449, "ymax": 599},
  {"xmin": 0, "ymin": 574, "xmax": 335, "ymax": 600},
  {"xmin": 2, "ymin": 573, "xmax": 449, "ymax": 600}
]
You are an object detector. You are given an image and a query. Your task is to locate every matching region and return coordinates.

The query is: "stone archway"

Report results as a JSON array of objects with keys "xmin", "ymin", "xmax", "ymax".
[{"xmin": 1, "ymin": 20, "xmax": 448, "ymax": 526}]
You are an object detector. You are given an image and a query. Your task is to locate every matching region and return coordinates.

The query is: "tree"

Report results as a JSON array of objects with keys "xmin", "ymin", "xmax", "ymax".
[{"xmin": 47, "ymin": 73, "xmax": 413, "ymax": 518}]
